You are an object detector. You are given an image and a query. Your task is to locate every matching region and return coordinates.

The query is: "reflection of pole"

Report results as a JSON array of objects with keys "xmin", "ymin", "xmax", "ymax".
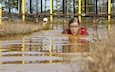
[
  {"xmin": 78, "ymin": 0, "xmax": 81, "ymax": 23},
  {"xmin": 29, "ymin": 39, "xmax": 32, "ymax": 51},
  {"xmin": 0, "ymin": 3, "xmax": 2, "ymax": 28},
  {"xmin": 0, "ymin": 40, "xmax": 2, "ymax": 64},
  {"xmin": 108, "ymin": 0, "xmax": 111, "ymax": 31},
  {"xmin": 50, "ymin": 0, "xmax": 53, "ymax": 23},
  {"xmin": 49, "ymin": 38, "xmax": 52, "ymax": 63},
  {"xmin": 22, "ymin": 0, "xmax": 25, "ymax": 22},
  {"xmin": 21, "ymin": 36, "xmax": 25, "ymax": 64},
  {"xmin": 49, "ymin": 38, "xmax": 52, "ymax": 53}
]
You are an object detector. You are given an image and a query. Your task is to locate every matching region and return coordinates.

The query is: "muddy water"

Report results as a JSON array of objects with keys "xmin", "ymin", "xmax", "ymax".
[{"xmin": 0, "ymin": 24, "xmax": 101, "ymax": 72}]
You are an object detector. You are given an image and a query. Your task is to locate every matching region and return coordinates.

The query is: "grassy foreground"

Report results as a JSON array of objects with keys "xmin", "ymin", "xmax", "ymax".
[{"xmin": 79, "ymin": 29, "xmax": 115, "ymax": 72}]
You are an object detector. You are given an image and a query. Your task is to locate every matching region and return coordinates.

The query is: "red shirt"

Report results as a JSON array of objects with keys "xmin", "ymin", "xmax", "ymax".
[{"xmin": 65, "ymin": 27, "xmax": 87, "ymax": 35}]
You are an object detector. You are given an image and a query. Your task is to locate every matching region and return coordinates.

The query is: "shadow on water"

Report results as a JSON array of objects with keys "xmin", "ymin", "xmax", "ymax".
[{"xmin": 0, "ymin": 23, "xmax": 109, "ymax": 72}]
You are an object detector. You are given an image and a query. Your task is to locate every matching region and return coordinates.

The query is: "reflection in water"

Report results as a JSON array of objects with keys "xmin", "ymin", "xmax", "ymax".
[
  {"xmin": 0, "ymin": 30, "xmax": 90, "ymax": 65},
  {"xmin": 63, "ymin": 35, "xmax": 89, "ymax": 53},
  {"xmin": 21, "ymin": 36, "xmax": 26, "ymax": 64},
  {"xmin": 107, "ymin": 23, "xmax": 111, "ymax": 31},
  {"xmin": 0, "ymin": 40, "xmax": 2, "ymax": 64}
]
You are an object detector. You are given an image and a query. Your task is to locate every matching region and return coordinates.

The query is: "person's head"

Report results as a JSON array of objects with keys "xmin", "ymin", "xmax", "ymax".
[{"xmin": 68, "ymin": 17, "xmax": 80, "ymax": 35}]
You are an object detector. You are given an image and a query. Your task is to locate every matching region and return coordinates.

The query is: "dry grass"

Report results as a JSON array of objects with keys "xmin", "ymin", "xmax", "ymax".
[
  {"xmin": 79, "ymin": 27, "xmax": 115, "ymax": 72},
  {"xmin": 0, "ymin": 19, "xmax": 42, "ymax": 37}
]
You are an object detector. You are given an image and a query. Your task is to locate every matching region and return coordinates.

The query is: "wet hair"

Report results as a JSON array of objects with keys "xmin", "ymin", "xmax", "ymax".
[{"xmin": 68, "ymin": 17, "xmax": 80, "ymax": 28}]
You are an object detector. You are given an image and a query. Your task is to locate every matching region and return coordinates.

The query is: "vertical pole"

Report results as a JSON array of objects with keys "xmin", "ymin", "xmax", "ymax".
[
  {"xmin": 41, "ymin": 0, "xmax": 43, "ymax": 13},
  {"xmin": 96, "ymin": 0, "xmax": 98, "ymax": 14},
  {"xmin": 63, "ymin": 0, "xmax": 67, "ymax": 14},
  {"xmin": 22, "ymin": 0, "xmax": 25, "ymax": 22},
  {"xmin": 30, "ymin": 0, "xmax": 32, "ymax": 13},
  {"xmin": 36, "ymin": 0, "xmax": 38, "ymax": 22},
  {"xmin": 63, "ymin": 0, "xmax": 67, "ymax": 24},
  {"xmin": 0, "ymin": 3, "xmax": 2, "ymax": 28},
  {"xmin": 78, "ymin": 0, "xmax": 81, "ymax": 23},
  {"xmin": 8, "ymin": 0, "xmax": 11, "ymax": 22},
  {"xmin": 73, "ymin": 0, "xmax": 75, "ymax": 14},
  {"xmin": 50, "ymin": 0, "xmax": 53, "ymax": 23},
  {"xmin": 84, "ymin": 0, "xmax": 86, "ymax": 14},
  {"xmin": 45, "ymin": 0, "xmax": 46, "ymax": 13},
  {"xmin": 108, "ymin": 0, "xmax": 111, "ymax": 30},
  {"xmin": 18, "ymin": 0, "xmax": 21, "ymax": 14},
  {"xmin": 56, "ymin": 0, "xmax": 58, "ymax": 10}
]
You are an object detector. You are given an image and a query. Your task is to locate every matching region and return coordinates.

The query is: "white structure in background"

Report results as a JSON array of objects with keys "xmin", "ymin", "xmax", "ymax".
[{"xmin": 43, "ymin": 18, "xmax": 48, "ymax": 22}]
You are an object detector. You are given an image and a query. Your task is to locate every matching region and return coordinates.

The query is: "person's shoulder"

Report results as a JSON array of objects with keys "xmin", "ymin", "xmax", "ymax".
[
  {"xmin": 62, "ymin": 28, "xmax": 70, "ymax": 34},
  {"xmin": 79, "ymin": 27, "xmax": 89, "ymax": 35}
]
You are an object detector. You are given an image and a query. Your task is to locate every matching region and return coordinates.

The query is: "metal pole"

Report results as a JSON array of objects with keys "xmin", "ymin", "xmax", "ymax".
[
  {"xmin": 56, "ymin": 0, "xmax": 58, "ymax": 10},
  {"xmin": 50, "ymin": 0, "xmax": 53, "ymax": 23},
  {"xmin": 45, "ymin": 0, "xmax": 46, "ymax": 13},
  {"xmin": 30, "ymin": 0, "xmax": 32, "ymax": 13},
  {"xmin": 41, "ymin": 0, "xmax": 42, "ymax": 13},
  {"xmin": 73, "ymin": 0, "xmax": 75, "ymax": 14},
  {"xmin": 84, "ymin": 0, "xmax": 86, "ymax": 14},
  {"xmin": 36, "ymin": 0, "xmax": 38, "ymax": 22},
  {"xmin": 63, "ymin": 0, "xmax": 67, "ymax": 24},
  {"xmin": 78, "ymin": 0, "xmax": 81, "ymax": 23},
  {"xmin": 63, "ymin": 0, "xmax": 67, "ymax": 15},
  {"xmin": 8, "ymin": 0, "xmax": 11, "ymax": 22},
  {"xmin": 18, "ymin": 0, "xmax": 21, "ymax": 14},
  {"xmin": 108, "ymin": 0, "xmax": 111, "ymax": 30},
  {"xmin": 96, "ymin": 0, "xmax": 98, "ymax": 14},
  {"xmin": 0, "ymin": 3, "xmax": 2, "ymax": 28},
  {"xmin": 22, "ymin": 0, "xmax": 25, "ymax": 22}
]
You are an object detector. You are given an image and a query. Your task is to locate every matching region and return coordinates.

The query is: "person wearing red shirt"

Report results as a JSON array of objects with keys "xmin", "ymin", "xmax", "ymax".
[
  {"xmin": 62, "ymin": 17, "xmax": 87, "ymax": 35},
  {"xmin": 62, "ymin": 17, "xmax": 89, "ymax": 52}
]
